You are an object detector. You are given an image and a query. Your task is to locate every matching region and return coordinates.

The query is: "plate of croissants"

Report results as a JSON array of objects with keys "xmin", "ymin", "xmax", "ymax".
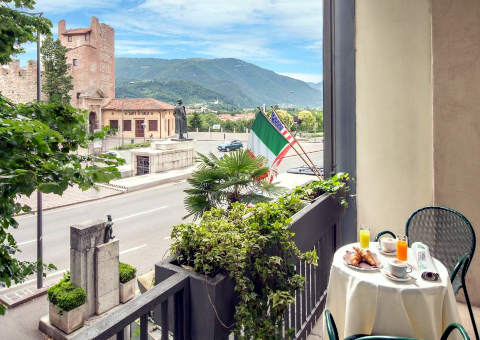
[{"xmin": 343, "ymin": 246, "xmax": 382, "ymax": 270}]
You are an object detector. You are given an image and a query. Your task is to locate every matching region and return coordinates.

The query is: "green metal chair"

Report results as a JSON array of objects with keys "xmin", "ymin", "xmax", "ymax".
[
  {"xmin": 325, "ymin": 309, "xmax": 470, "ymax": 340},
  {"xmin": 374, "ymin": 206, "xmax": 478, "ymax": 340}
]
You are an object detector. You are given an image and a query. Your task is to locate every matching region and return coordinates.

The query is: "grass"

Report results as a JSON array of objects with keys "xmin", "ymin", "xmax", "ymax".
[{"xmin": 119, "ymin": 262, "xmax": 137, "ymax": 283}]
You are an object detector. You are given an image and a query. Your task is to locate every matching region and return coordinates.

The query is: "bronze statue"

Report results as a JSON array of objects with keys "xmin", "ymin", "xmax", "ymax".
[{"xmin": 174, "ymin": 99, "xmax": 187, "ymax": 139}]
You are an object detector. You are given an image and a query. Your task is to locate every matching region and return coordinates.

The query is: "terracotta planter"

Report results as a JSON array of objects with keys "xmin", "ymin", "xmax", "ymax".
[
  {"xmin": 119, "ymin": 277, "xmax": 136, "ymax": 303},
  {"xmin": 49, "ymin": 302, "xmax": 85, "ymax": 334}
]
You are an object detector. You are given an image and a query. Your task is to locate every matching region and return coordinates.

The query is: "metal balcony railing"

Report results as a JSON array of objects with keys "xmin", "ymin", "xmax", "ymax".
[{"xmin": 73, "ymin": 193, "xmax": 342, "ymax": 340}]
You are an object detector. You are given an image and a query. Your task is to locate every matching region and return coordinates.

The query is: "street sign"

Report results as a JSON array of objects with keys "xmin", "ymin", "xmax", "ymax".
[
  {"xmin": 93, "ymin": 139, "xmax": 102, "ymax": 149},
  {"xmin": 212, "ymin": 124, "xmax": 221, "ymax": 130}
]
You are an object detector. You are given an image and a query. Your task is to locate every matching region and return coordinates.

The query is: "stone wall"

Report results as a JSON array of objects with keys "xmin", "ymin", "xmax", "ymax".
[{"xmin": 0, "ymin": 60, "xmax": 43, "ymax": 103}]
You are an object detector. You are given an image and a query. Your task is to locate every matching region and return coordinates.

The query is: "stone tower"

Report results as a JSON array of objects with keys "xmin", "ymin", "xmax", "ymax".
[{"xmin": 58, "ymin": 17, "xmax": 115, "ymax": 131}]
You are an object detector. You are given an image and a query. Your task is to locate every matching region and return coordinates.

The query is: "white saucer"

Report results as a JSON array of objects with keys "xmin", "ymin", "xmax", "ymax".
[
  {"xmin": 378, "ymin": 246, "xmax": 397, "ymax": 256},
  {"xmin": 382, "ymin": 269, "xmax": 415, "ymax": 282}
]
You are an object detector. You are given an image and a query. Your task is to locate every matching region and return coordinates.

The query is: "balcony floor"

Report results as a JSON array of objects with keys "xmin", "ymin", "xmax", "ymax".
[{"xmin": 307, "ymin": 302, "xmax": 480, "ymax": 340}]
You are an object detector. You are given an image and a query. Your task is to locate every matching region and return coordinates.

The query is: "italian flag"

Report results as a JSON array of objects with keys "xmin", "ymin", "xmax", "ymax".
[{"xmin": 247, "ymin": 111, "xmax": 292, "ymax": 181}]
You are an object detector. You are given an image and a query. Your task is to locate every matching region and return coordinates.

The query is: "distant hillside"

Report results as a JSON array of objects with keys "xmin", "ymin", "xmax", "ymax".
[
  {"xmin": 115, "ymin": 58, "xmax": 323, "ymax": 108},
  {"xmin": 116, "ymin": 79, "xmax": 234, "ymax": 107},
  {"xmin": 308, "ymin": 82, "xmax": 323, "ymax": 92}
]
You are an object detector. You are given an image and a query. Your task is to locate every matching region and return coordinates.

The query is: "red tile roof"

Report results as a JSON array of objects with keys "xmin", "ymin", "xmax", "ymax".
[
  {"xmin": 103, "ymin": 98, "xmax": 175, "ymax": 111},
  {"xmin": 63, "ymin": 28, "xmax": 92, "ymax": 35}
]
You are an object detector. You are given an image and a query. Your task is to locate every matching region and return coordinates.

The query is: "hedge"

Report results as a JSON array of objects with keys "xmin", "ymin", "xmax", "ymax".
[
  {"xmin": 119, "ymin": 262, "xmax": 136, "ymax": 284},
  {"xmin": 47, "ymin": 274, "xmax": 86, "ymax": 313}
]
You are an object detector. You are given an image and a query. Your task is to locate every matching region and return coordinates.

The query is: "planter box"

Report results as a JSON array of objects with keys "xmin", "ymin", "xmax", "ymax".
[
  {"xmin": 155, "ymin": 260, "xmax": 236, "ymax": 340},
  {"xmin": 119, "ymin": 277, "xmax": 136, "ymax": 303},
  {"xmin": 49, "ymin": 302, "xmax": 85, "ymax": 334}
]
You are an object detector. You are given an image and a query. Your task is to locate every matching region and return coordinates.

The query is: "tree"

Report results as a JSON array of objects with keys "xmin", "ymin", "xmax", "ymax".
[
  {"xmin": 0, "ymin": 0, "xmax": 51, "ymax": 64},
  {"xmin": 314, "ymin": 110, "xmax": 323, "ymax": 132},
  {"xmin": 0, "ymin": 0, "xmax": 122, "ymax": 314},
  {"xmin": 183, "ymin": 150, "xmax": 283, "ymax": 220},
  {"xmin": 298, "ymin": 110, "xmax": 315, "ymax": 132},
  {"xmin": 189, "ymin": 112, "xmax": 202, "ymax": 131},
  {"xmin": 41, "ymin": 36, "xmax": 73, "ymax": 104}
]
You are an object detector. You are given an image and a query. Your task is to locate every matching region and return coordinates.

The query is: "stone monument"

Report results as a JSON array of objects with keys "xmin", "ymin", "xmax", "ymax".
[
  {"xmin": 40, "ymin": 216, "xmax": 122, "ymax": 339},
  {"xmin": 173, "ymin": 99, "xmax": 187, "ymax": 140}
]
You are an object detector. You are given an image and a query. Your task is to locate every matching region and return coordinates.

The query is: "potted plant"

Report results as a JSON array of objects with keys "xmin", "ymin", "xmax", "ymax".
[
  {"xmin": 157, "ymin": 191, "xmax": 320, "ymax": 339},
  {"xmin": 119, "ymin": 262, "xmax": 136, "ymax": 303},
  {"xmin": 47, "ymin": 273, "xmax": 87, "ymax": 334}
]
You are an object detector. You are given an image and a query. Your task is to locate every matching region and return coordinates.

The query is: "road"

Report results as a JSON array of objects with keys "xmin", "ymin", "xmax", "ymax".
[{"xmin": 0, "ymin": 140, "xmax": 322, "ymax": 339}]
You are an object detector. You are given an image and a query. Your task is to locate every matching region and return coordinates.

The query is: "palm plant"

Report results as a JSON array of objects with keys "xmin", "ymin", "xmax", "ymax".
[{"xmin": 184, "ymin": 150, "xmax": 283, "ymax": 220}]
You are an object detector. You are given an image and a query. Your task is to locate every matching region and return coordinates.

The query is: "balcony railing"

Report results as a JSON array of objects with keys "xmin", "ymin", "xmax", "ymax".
[{"xmin": 72, "ymin": 193, "xmax": 343, "ymax": 340}]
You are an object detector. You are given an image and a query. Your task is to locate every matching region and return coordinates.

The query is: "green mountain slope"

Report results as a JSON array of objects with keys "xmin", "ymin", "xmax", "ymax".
[
  {"xmin": 115, "ymin": 58, "xmax": 323, "ymax": 108},
  {"xmin": 116, "ymin": 79, "xmax": 234, "ymax": 107}
]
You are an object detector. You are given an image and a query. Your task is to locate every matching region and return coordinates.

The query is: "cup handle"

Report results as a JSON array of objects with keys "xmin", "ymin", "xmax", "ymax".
[{"xmin": 406, "ymin": 266, "xmax": 413, "ymax": 273}]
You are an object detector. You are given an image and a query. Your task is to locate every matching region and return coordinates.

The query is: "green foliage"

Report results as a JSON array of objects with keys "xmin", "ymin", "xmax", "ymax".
[
  {"xmin": 0, "ymin": 0, "xmax": 52, "ymax": 64},
  {"xmin": 171, "ymin": 198, "xmax": 317, "ymax": 339},
  {"xmin": 189, "ymin": 112, "xmax": 202, "ymax": 130},
  {"xmin": 298, "ymin": 110, "xmax": 315, "ymax": 132},
  {"xmin": 47, "ymin": 273, "xmax": 86, "ymax": 313},
  {"xmin": 184, "ymin": 150, "xmax": 284, "ymax": 220},
  {"xmin": 41, "ymin": 36, "xmax": 73, "ymax": 104},
  {"xmin": 293, "ymin": 173, "xmax": 353, "ymax": 207},
  {"xmin": 114, "ymin": 141, "xmax": 150, "ymax": 150},
  {"xmin": 119, "ymin": 262, "xmax": 136, "ymax": 284}
]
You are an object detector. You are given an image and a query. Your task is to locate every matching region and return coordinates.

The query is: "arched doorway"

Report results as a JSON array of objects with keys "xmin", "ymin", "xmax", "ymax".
[{"xmin": 89, "ymin": 112, "xmax": 97, "ymax": 133}]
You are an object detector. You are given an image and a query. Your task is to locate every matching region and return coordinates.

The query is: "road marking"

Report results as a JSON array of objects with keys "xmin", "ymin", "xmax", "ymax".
[
  {"xmin": 164, "ymin": 236, "xmax": 171, "ymax": 240},
  {"xmin": 120, "ymin": 244, "xmax": 147, "ymax": 255},
  {"xmin": 17, "ymin": 239, "xmax": 38, "ymax": 246},
  {"xmin": 15, "ymin": 180, "xmax": 186, "ymax": 220},
  {"xmin": 115, "ymin": 206, "xmax": 168, "ymax": 222},
  {"xmin": 0, "ymin": 269, "xmax": 67, "ymax": 292}
]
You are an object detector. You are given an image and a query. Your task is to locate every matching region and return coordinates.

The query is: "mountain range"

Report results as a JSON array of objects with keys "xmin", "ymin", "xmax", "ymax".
[{"xmin": 115, "ymin": 58, "xmax": 322, "ymax": 108}]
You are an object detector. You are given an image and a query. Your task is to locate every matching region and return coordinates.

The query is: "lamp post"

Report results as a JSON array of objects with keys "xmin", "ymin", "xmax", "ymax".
[{"xmin": 21, "ymin": 10, "xmax": 44, "ymax": 289}]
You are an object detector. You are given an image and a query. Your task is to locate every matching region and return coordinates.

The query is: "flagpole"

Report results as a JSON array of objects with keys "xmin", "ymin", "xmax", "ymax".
[
  {"xmin": 258, "ymin": 108, "xmax": 322, "ymax": 180},
  {"xmin": 271, "ymin": 107, "xmax": 323, "ymax": 179}
]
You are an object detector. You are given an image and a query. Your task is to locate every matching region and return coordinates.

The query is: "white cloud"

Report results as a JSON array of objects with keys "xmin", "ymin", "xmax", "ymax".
[
  {"xmin": 115, "ymin": 40, "xmax": 165, "ymax": 55},
  {"xmin": 279, "ymin": 72, "xmax": 323, "ymax": 83}
]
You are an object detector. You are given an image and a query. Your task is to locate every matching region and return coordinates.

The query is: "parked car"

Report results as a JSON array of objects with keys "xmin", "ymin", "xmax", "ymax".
[{"xmin": 217, "ymin": 140, "xmax": 243, "ymax": 152}]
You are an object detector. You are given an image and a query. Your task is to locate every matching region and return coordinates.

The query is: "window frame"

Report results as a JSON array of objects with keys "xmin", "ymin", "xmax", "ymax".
[
  {"xmin": 109, "ymin": 120, "xmax": 119, "ymax": 131},
  {"xmin": 148, "ymin": 119, "xmax": 158, "ymax": 131},
  {"xmin": 123, "ymin": 120, "xmax": 132, "ymax": 131},
  {"xmin": 73, "ymin": 59, "xmax": 78, "ymax": 67}
]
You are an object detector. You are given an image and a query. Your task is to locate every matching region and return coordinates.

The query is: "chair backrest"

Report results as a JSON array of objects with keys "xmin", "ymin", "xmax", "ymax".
[
  {"xmin": 406, "ymin": 207, "xmax": 476, "ymax": 290},
  {"xmin": 325, "ymin": 309, "xmax": 339, "ymax": 340}
]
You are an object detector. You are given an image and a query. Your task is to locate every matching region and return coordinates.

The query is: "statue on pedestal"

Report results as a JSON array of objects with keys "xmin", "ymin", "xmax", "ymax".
[{"xmin": 174, "ymin": 99, "xmax": 187, "ymax": 140}]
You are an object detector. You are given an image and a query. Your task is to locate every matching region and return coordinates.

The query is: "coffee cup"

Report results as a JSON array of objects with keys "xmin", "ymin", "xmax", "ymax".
[
  {"xmin": 380, "ymin": 237, "xmax": 397, "ymax": 253},
  {"xmin": 388, "ymin": 259, "xmax": 412, "ymax": 278}
]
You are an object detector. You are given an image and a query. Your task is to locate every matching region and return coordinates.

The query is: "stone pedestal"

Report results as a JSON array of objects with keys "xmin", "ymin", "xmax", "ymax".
[
  {"xmin": 95, "ymin": 240, "xmax": 119, "ymax": 314},
  {"xmin": 131, "ymin": 139, "xmax": 194, "ymax": 175}
]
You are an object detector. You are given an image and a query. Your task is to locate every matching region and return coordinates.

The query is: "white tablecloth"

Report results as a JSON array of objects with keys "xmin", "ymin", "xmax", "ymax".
[{"xmin": 325, "ymin": 242, "xmax": 460, "ymax": 340}]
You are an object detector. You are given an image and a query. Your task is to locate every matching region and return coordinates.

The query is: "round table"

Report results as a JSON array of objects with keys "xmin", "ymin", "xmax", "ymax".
[{"xmin": 324, "ymin": 242, "xmax": 460, "ymax": 340}]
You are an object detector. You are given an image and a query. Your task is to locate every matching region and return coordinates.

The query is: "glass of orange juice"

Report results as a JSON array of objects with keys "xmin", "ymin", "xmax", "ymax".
[
  {"xmin": 359, "ymin": 227, "xmax": 370, "ymax": 248},
  {"xmin": 396, "ymin": 235, "xmax": 408, "ymax": 261}
]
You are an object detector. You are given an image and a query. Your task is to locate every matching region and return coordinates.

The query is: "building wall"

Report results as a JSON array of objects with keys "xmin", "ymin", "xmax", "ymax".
[
  {"xmin": 0, "ymin": 60, "xmax": 41, "ymax": 103},
  {"xmin": 432, "ymin": 0, "xmax": 480, "ymax": 305},
  {"xmin": 59, "ymin": 17, "xmax": 115, "ymax": 108},
  {"xmin": 355, "ymin": 0, "xmax": 434, "ymax": 237},
  {"xmin": 102, "ymin": 109, "xmax": 175, "ymax": 139}
]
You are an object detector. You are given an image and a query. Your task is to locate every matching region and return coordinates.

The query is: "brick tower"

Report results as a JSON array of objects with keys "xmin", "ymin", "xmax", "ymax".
[{"xmin": 58, "ymin": 17, "xmax": 115, "ymax": 132}]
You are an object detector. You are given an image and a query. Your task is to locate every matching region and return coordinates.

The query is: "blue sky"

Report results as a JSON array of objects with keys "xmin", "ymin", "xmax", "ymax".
[{"xmin": 19, "ymin": 0, "xmax": 323, "ymax": 83}]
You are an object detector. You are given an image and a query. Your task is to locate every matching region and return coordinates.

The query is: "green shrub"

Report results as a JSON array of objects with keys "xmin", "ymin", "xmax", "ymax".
[
  {"xmin": 114, "ymin": 142, "xmax": 150, "ymax": 150},
  {"xmin": 47, "ymin": 273, "xmax": 86, "ymax": 313},
  {"xmin": 119, "ymin": 262, "xmax": 136, "ymax": 283}
]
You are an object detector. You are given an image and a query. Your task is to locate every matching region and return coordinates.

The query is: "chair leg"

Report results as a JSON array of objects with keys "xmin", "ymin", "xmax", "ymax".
[{"xmin": 463, "ymin": 283, "xmax": 479, "ymax": 340}]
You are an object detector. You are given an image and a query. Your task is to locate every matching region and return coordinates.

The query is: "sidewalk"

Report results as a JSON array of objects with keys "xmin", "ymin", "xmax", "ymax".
[{"xmin": 16, "ymin": 185, "xmax": 124, "ymax": 213}]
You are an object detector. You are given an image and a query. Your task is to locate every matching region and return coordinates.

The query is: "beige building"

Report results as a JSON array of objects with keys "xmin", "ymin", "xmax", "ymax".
[{"xmin": 102, "ymin": 98, "xmax": 175, "ymax": 139}]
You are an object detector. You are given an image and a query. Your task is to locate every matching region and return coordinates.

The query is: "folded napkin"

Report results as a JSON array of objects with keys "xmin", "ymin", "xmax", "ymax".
[{"xmin": 412, "ymin": 242, "xmax": 439, "ymax": 281}]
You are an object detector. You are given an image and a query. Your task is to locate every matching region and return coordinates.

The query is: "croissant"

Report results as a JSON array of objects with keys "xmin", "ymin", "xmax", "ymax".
[
  {"xmin": 349, "ymin": 252, "xmax": 362, "ymax": 267},
  {"xmin": 353, "ymin": 246, "xmax": 377, "ymax": 267}
]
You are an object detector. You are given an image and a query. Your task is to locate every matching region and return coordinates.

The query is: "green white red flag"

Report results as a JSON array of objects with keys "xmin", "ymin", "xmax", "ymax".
[{"xmin": 247, "ymin": 111, "xmax": 295, "ymax": 182}]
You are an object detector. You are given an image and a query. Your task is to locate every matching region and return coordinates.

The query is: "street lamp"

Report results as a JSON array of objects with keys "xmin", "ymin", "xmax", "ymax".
[
  {"xmin": 20, "ymin": 10, "xmax": 44, "ymax": 289},
  {"xmin": 141, "ymin": 122, "xmax": 146, "ymax": 142}
]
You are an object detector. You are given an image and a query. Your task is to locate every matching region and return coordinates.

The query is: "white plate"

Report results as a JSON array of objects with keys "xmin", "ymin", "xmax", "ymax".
[
  {"xmin": 344, "ymin": 261, "xmax": 383, "ymax": 271},
  {"xmin": 382, "ymin": 269, "xmax": 415, "ymax": 282}
]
